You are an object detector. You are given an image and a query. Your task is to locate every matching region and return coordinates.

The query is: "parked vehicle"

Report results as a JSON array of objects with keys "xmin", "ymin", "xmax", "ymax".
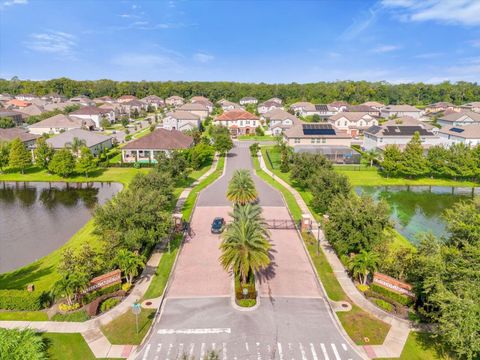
[{"xmin": 211, "ymin": 217, "xmax": 226, "ymax": 234}]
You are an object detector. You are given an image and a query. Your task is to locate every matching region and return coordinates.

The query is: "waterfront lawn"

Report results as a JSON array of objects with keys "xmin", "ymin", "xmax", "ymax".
[
  {"xmin": 101, "ymin": 308, "xmax": 156, "ymax": 345},
  {"xmin": 0, "ymin": 166, "xmax": 147, "ymax": 186},
  {"xmin": 0, "ymin": 310, "xmax": 48, "ymax": 321},
  {"xmin": 44, "ymin": 333, "xmax": 101, "ymax": 360},
  {"xmin": 377, "ymin": 332, "xmax": 454, "ymax": 360}
]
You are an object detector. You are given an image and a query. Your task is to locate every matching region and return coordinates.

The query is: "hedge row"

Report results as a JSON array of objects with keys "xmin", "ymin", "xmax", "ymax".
[
  {"xmin": 0, "ymin": 290, "xmax": 50, "ymax": 311},
  {"xmin": 370, "ymin": 283, "xmax": 414, "ymax": 306}
]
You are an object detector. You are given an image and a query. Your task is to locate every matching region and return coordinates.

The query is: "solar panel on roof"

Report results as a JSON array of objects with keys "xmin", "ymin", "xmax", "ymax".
[
  {"xmin": 302, "ymin": 123, "xmax": 336, "ymax": 135},
  {"xmin": 450, "ymin": 127, "xmax": 464, "ymax": 133}
]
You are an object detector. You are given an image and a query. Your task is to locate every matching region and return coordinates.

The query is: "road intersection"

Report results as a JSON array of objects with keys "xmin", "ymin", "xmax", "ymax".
[{"xmin": 136, "ymin": 142, "xmax": 363, "ymax": 360}]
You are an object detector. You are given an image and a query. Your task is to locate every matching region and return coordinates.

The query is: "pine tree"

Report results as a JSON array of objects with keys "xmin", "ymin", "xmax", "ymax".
[
  {"xmin": 8, "ymin": 138, "xmax": 32, "ymax": 174},
  {"xmin": 76, "ymin": 146, "xmax": 97, "ymax": 177},
  {"xmin": 400, "ymin": 132, "xmax": 429, "ymax": 177},
  {"xmin": 381, "ymin": 144, "xmax": 402, "ymax": 177},
  {"xmin": 34, "ymin": 137, "xmax": 54, "ymax": 169}
]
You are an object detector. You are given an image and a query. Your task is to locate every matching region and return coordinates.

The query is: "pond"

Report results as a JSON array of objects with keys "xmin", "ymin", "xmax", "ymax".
[
  {"xmin": 355, "ymin": 186, "xmax": 479, "ymax": 245},
  {"xmin": 0, "ymin": 182, "xmax": 122, "ymax": 273}
]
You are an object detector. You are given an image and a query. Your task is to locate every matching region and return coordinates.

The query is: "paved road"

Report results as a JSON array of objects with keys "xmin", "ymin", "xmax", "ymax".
[{"xmin": 137, "ymin": 143, "xmax": 363, "ymax": 360}]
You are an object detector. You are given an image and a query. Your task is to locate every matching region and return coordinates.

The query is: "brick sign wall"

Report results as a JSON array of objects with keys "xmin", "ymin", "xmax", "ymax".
[
  {"xmin": 373, "ymin": 272, "xmax": 415, "ymax": 298},
  {"xmin": 83, "ymin": 269, "xmax": 122, "ymax": 294}
]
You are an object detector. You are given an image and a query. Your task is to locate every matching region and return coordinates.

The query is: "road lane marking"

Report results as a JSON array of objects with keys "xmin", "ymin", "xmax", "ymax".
[
  {"xmin": 178, "ymin": 343, "xmax": 184, "ymax": 358},
  {"xmin": 189, "ymin": 343, "xmax": 195, "ymax": 358},
  {"xmin": 201, "ymin": 343, "xmax": 206, "ymax": 359},
  {"xmin": 155, "ymin": 344, "xmax": 162, "ymax": 353},
  {"xmin": 222, "ymin": 342, "xmax": 227, "ymax": 360},
  {"xmin": 342, "ymin": 344, "xmax": 347, "ymax": 351},
  {"xmin": 165, "ymin": 343, "xmax": 173, "ymax": 360},
  {"xmin": 245, "ymin": 342, "xmax": 250, "ymax": 352},
  {"xmin": 267, "ymin": 344, "xmax": 272, "ymax": 356},
  {"xmin": 256, "ymin": 342, "xmax": 262, "ymax": 360},
  {"xmin": 331, "ymin": 344, "xmax": 341, "ymax": 360},
  {"xmin": 320, "ymin": 343, "xmax": 330, "ymax": 360},
  {"xmin": 157, "ymin": 328, "xmax": 231, "ymax": 335},
  {"xmin": 142, "ymin": 344, "xmax": 151, "ymax": 360},
  {"xmin": 310, "ymin": 343, "xmax": 319, "ymax": 360},
  {"xmin": 299, "ymin": 343, "xmax": 307, "ymax": 360},
  {"xmin": 212, "ymin": 342, "xmax": 216, "ymax": 351},
  {"xmin": 277, "ymin": 342, "xmax": 284, "ymax": 360}
]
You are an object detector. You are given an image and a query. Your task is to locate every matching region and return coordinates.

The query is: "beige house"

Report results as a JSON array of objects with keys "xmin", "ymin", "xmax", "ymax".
[
  {"xmin": 215, "ymin": 109, "xmax": 260, "ymax": 136},
  {"xmin": 290, "ymin": 102, "xmax": 317, "ymax": 117},
  {"xmin": 178, "ymin": 102, "xmax": 209, "ymax": 120},
  {"xmin": 117, "ymin": 95, "xmax": 138, "ymax": 103},
  {"xmin": 262, "ymin": 108, "xmax": 300, "ymax": 135},
  {"xmin": 257, "ymin": 100, "xmax": 283, "ymax": 114},
  {"xmin": 70, "ymin": 106, "xmax": 115, "ymax": 128},
  {"xmin": 0, "ymin": 128, "xmax": 39, "ymax": 149},
  {"xmin": 121, "ymin": 128, "xmax": 193, "ymax": 163},
  {"xmin": 163, "ymin": 110, "xmax": 201, "ymax": 131},
  {"xmin": 380, "ymin": 105, "xmax": 421, "ymax": 119},
  {"xmin": 328, "ymin": 112, "xmax": 378, "ymax": 137},
  {"xmin": 166, "ymin": 96, "xmax": 185, "ymax": 107},
  {"xmin": 361, "ymin": 101, "xmax": 385, "ymax": 110},
  {"xmin": 46, "ymin": 129, "xmax": 114, "ymax": 156},
  {"xmin": 28, "ymin": 114, "xmax": 95, "ymax": 135},
  {"xmin": 283, "ymin": 123, "xmax": 351, "ymax": 147}
]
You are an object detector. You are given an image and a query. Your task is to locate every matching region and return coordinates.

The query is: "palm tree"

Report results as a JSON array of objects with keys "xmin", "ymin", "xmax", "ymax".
[
  {"xmin": 66, "ymin": 137, "xmax": 87, "ymax": 157},
  {"xmin": 348, "ymin": 250, "xmax": 379, "ymax": 285},
  {"xmin": 362, "ymin": 149, "xmax": 379, "ymax": 167},
  {"xmin": 115, "ymin": 249, "xmax": 145, "ymax": 285},
  {"xmin": 219, "ymin": 204, "xmax": 271, "ymax": 285},
  {"xmin": 1, "ymin": 328, "xmax": 48, "ymax": 360},
  {"xmin": 53, "ymin": 273, "xmax": 89, "ymax": 305},
  {"xmin": 226, "ymin": 169, "xmax": 258, "ymax": 205}
]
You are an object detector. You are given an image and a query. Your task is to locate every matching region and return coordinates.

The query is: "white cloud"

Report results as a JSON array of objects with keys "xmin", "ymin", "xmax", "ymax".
[
  {"xmin": 468, "ymin": 39, "xmax": 480, "ymax": 47},
  {"xmin": 382, "ymin": 0, "xmax": 480, "ymax": 26},
  {"xmin": 193, "ymin": 52, "xmax": 214, "ymax": 63},
  {"xmin": 1, "ymin": 0, "xmax": 27, "ymax": 9},
  {"xmin": 340, "ymin": 2, "xmax": 382, "ymax": 40},
  {"xmin": 372, "ymin": 44, "xmax": 401, "ymax": 53},
  {"xmin": 25, "ymin": 31, "xmax": 76, "ymax": 58},
  {"xmin": 414, "ymin": 52, "xmax": 443, "ymax": 59}
]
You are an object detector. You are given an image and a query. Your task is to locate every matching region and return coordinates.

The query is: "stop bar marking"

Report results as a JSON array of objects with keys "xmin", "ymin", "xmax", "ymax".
[{"xmin": 157, "ymin": 328, "xmax": 231, "ymax": 335}]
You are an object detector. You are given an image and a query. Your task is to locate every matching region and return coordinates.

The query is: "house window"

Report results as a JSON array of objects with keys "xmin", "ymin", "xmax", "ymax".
[
  {"xmin": 379, "ymin": 138, "xmax": 383, "ymax": 143},
  {"xmin": 246, "ymin": 120, "xmax": 250, "ymax": 125},
  {"xmin": 322, "ymin": 138, "xmax": 326, "ymax": 143},
  {"xmin": 311, "ymin": 139, "xmax": 316, "ymax": 144},
  {"xmin": 240, "ymin": 121, "xmax": 243, "ymax": 126},
  {"xmin": 294, "ymin": 138, "xmax": 300, "ymax": 144}
]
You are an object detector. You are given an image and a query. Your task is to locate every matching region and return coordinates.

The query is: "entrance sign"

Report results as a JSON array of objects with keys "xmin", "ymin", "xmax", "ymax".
[
  {"xmin": 83, "ymin": 269, "xmax": 122, "ymax": 294},
  {"xmin": 373, "ymin": 272, "xmax": 415, "ymax": 298}
]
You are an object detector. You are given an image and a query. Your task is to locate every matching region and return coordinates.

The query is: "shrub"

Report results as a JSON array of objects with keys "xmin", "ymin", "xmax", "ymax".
[
  {"xmin": 356, "ymin": 284, "xmax": 370, "ymax": 293},
  {"xmin": 370, "ymin": 283, "xmax": 414, "ymax": 306},
  {"xmin": 100, "ymin": 298, "xmax": 120, "ymax": 313},
  {"xmin": 82, "ymin": 283, "xmax": 121, "ymax": 305},
  {"xmin": 51, "ymin": 309, "xmax": 89, "ymax": 322},
  {"xmin": 121, "ymin": 283, "xmax": 132, "ymax": 292},
  {"xmin": 373, "ymin": 298, "xmax": 394, "ymax": 312},
  {"xmin": 0, "ymin": 290, "xmax": 50, "ymax": 311},
  {"xmin": 58, "ymin": 303, "xmax": 80, "ymax": 312}
]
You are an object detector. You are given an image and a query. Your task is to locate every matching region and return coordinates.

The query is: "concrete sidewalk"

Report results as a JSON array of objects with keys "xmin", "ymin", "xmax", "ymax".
[
  {"xmin": 257, "ymin": 151, "xmax": 413, "ymax": 359},
  {"xmin": 0, "ymin": 155, "xmax": 221, "ymax": 359}
]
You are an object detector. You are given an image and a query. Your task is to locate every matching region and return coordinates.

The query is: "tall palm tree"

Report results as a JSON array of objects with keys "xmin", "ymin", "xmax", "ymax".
[
  {"xmin": 362, "ymin": 149, "xmax": 379, "ymax": 167},
  {"xmin": 115, "ymin": 249, "xmax": 145, "ymax": 284},
  {"xmin": 226, "ymin": 169, "xmax": 258, "ymax": 205},
  {"xmin": 348, "ymin": 250, "xmax": 379, "ymax": 285},
  {"xmin": 53, "ymin": 273, "xmax": 89, "ymax": 305},
  {"xmin": 219, "ymin": 204, "xmax": 270, "ymax": 285},
  {"xmin": 66, "ymin": 137, "xmax": 87, "ymax": 157}
]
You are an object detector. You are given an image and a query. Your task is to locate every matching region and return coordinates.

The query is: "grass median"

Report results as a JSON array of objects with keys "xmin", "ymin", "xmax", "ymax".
[{"xmin": 101, "ymin": 308, "xmax": 156, "ymax": 345}]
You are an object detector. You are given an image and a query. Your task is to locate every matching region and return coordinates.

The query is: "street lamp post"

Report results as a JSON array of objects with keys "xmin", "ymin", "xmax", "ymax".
[{"xmin": 131, "ymin": 301, "xmax": 141, "ymax": 334}]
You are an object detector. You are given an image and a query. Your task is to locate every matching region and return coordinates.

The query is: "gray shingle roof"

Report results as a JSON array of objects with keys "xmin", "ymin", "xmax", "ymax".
[
  {"xmin": 122, "ymin": 128, "xmax": 193, "ymax": 150},
  {"xmin": 46, "ymin": 129, "xmax": 113, "ymax": 148}
]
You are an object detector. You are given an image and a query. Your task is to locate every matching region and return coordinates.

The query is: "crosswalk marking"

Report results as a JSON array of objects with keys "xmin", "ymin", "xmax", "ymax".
[
  {"xmin": 245, "ymin": 342, "xmax": 249, "ymax": 352},
  {"xmin": 256, "ymin": 342, "xmax": 262, "ymax": 360},
  {"xmin": 277, "ymin": 342, "xmax": 284, "ymax": 360},
  {"xmin": 212, "ymin": 342, "xmax": 216, "ymax": 351},
  {"xmin": 156, "ymin": 344, "xmax": 162, "ymax": 353},
  {"xmin": 299, "ymin": 343, "xmax": 307, "ymax": 360},
  {"xmin": 178, "ymin": 343, "xmax": 184, "ymax": 358},
  {"xmin": 320, "ymin": 343, "xmax": 330, "ymax": 360},
  {"xmin": 222, "ymin": 342, "xmax": 227, "ymax": 360},
  {"xmin": 200, "ymin": 342, "xmax": 206, "ymax": 359},
  {"xmin": 342, "ymin": 343, "xmax": 347, "ymax": 351},
  {"xmin": 165, "ymin": 343, "xmax": 172, "ymax": 360},
  {"xmin": 189, "ymin": 343, "xmax": 195, "ymax": 358},
  {"xmin": 157, "ymin": 328, "xmax": 231, "ymax": 335},
  {"xmin": 142, "ymin": 344, "xmax": 151, "ymax": 360},
  {"xmin": 310, "ymin": 343, "xmax": 319, "ymax": 360},
  {"xmin": 331, "ymin": 344, "xmax": 341, "ymax": 360}
]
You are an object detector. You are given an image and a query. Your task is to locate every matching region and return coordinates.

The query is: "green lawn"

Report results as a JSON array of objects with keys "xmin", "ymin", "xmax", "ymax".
[
  {"xmin": 44, "ymin": 333, "xmax": 104, "ymax": 360},
  {"xmin": 377, "ymin": 332, "xmax": 454, "ymax": 360},
  {"xmin": 237, "ymin": 135, "xmax": 276, "ymax": 141},
  {"xmin": 101, "ymin": 308, "xmax": 156, "ymax": 345},
  {"xmin": 0, "ymin": 310, "xmax": 48, "ymax": 321}
]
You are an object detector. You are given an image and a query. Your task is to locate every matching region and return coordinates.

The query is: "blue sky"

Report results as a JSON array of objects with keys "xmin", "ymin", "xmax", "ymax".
[{"xmin": 0, "ymin": 0, "xmax": 479, "ymax": 83}]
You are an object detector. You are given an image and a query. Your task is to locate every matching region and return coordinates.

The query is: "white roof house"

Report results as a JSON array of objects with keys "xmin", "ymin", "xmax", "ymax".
[{"xmin": 380, "ymin": 105, "xmax": 422, "ymax": 119}]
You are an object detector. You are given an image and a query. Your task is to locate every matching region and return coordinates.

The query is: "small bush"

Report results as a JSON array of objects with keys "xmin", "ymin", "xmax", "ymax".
[
  {"xmin": 237, "ymin": 299, "xmax": 256, "ymax": 307},
  {"xmin": 58, "ymin": 303, "xmax": 80, "ymax": 312},
  {"xmin": 0, "ymin": 290, "xmax": 50, "ymax": 311},
  {"xmin": 100, "ymin": 298, "xmax": 120, "ymax": 313},
  {"xmin": 51, "ymin": 309, "xmax": 89, "ymax": 322},
  {"xmin": 370, "ymin": 283, "xmax": 414, "ymax": 306},
  {"xmin": 373, "ymin": 298, "xmax": 394, "ymax": 312},
  {"xmin": 356, "ymin": 284, "xmax": 370, "ymax": 293},
  {"xmin": 121, "ymin": 283, "xmax": 132, "ymax": 292}
]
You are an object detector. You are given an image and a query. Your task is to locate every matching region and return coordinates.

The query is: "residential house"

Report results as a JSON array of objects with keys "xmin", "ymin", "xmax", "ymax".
[
  {"xmin": 41, "ymin": 94, "xmax": 67, "ymax": 103},
  {"xmin": 15, "ymin": 94, "xmax": 38, "ymax": 101},
  {"xmin": 460, "ymin": 102, "xmax": 480, "ymax": 113},
  {"xmin": 163, "ymin": 110, "xmax": 201, "ymax": 131},
  {"xmin": 283, "ymin": 123, "xmax": 352, "ymax": 152},
  {"xmin": 363, "ymin": 123, "xmax": 440, "ymax": 151},
  {"xmin": 380, "ymin": 105, "xmax": 421, "ymax": 119},
  {"xmin": 28, "ymin": 114, "xmax": 95, "ymax": 135},
  {"xmin": 117, "ymin": 95, "xmax": 138, "ymax": 103},
  {"xmin": 5, "ymin": 99, "xmax": 31, "ymax": 109},
  {"xmin": 262, "ymin": 109, "xmax": 300, "ymax": 135},
  {"xmin": 121, "ymin": 128, "xmax": 193, "ymax": 163},
  {"xmin": 0, "ymin": 128, "xmax": 39, "ymax": 149},
  {"xmin": 329, "ymin": 101, "xmax": 349, "ymax": 112},
  {"xmin": 220, "ymin": 100, "xmax": 242, "ymax": 112},
  {"xmin": 142, "ymin": 95, "xmax": 165, "ymax": 109},
  {"xmin": 314, "ymin": 104, "xmax": 337, "ymax": 118},
  {"xmin": 46, "ymin": 129, "xmax": 113, "ymax": 156},
  {"xmin": 179, "ymin": 102, "xmax": 209, "ymax": 120},
  {"xmin": 16, "ymin": 104, "xmax": 45, "ymax": 119},
  {"xmin": 0, "ymin": 94, "xmax": 13, "ymax": 103},
  {"xmin": 328, "ymin": 112, "xmax": 379, "ymax": 137},
  {"xmin": 361, "ymin": 101, "xmax": 385, "ymax": 110},
  {"xmin": 267, "ymin": 97, "xmax": 283, "ymax": 105},
  {"xmin": 165, "ymin": 96, "xmax": 185, "ymax": 107},
  {"xmin": 257, "ymin": 100, "xmax": 283, "ymax": 114},
  {"xmin": 0, "ymin": 110, "xmax": 24, "ymax": 126},
  {"xmin": 215, "ymin": 109, "xmax": 260, "ymax": 136},
  {"xmin": 438, "ymin": 125, "xmax": 480, "ymax": 147},
  {"xmin": 68, "ymin": 96, "xmax": 95, "ymax": 107},
  {"xmin": 425, "ymin": 102, "xmax": 458, "ymax": 113},
  {"xmin": 346, "ymin": 105, "xmax": 380, "ymax": 117},
  {"xmin": 290, "ymin": 102, "xmax": 317, "ymax": 117},
  {"xmin": 93, "ymin": 96, "xmax": 115, "ymax": 104},
  {"xmin": 436, "ymin": 111, "xmax": 480, "ymax": 127},
  {"xmin": 70, "ymin": 106, "xmax": 115, "ymax": 128},
  {"xmin": 239, "ymin": 97, "xmax": 258, "ymax": 105},
  {"xmin": 122, "ymin": 99, "xmax": 147, "ymax": 115},
  {"xmin": 43, "ymin": 102, "xmax": 72, "ymax": 112},
  {"xmin": 383, "ymin": 116, "xmax": 436, "ymax": 129}
]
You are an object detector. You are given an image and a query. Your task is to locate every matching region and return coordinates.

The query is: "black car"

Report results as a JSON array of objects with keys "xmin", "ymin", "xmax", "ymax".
[{"xmin": 211, "ymin": 217, "xmax": 225, "ymax": 234}]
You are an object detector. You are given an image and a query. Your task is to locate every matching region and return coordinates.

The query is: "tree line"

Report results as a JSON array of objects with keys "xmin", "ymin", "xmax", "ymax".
[{"xmin": 1, "ymin": 77, "xmax": 480, "ymax": 105}]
